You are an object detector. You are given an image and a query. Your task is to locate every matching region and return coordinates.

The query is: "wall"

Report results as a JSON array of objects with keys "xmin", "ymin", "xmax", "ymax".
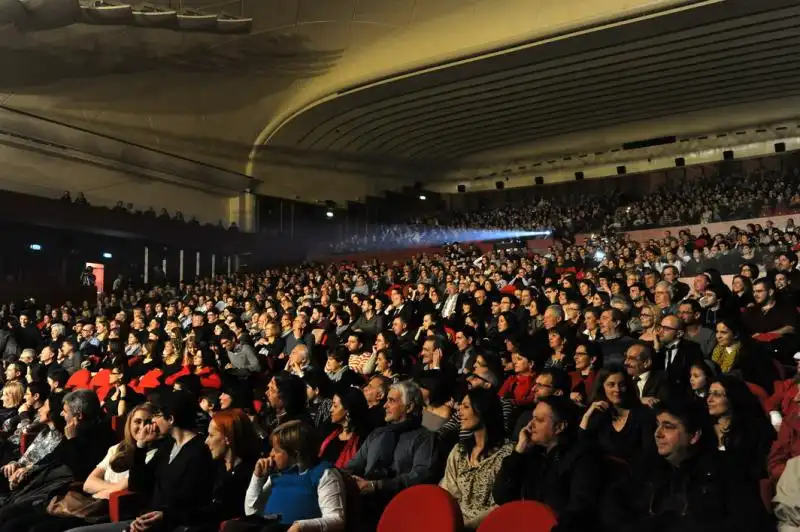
[{"xmin": 0, "ymin": 141, "xmax": 230, "ymax": 225}]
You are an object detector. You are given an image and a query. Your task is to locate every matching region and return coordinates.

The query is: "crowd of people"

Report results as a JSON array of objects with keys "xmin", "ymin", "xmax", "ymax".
[
  {"xmin": 331, "ymin": 167, "xmax": 800, "ymax": 253},
  {"xmin": 0, "ymin": 199, "xmax": 799, "ymax": 532}
]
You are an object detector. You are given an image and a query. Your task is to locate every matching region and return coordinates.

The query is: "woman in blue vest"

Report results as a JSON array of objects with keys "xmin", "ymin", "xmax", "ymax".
[{"xmin": 232, "ymin": 420, "xmax": 346, "ymax": 532}]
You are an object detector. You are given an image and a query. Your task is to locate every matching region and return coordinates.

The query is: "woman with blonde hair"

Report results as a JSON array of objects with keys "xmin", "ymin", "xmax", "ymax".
[{"xmin": 633, "ymin": 303, "xmax": 660, "ymax": 346}]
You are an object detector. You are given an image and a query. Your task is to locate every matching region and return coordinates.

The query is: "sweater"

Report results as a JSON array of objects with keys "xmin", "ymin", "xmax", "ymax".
[{"xmin": 266, "ymin": 461, "xmax": 331, "ymax": 524}]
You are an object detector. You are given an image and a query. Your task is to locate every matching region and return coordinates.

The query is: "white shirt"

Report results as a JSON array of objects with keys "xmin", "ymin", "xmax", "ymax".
[
  {"xmin": 636, "ymin": 371, "xmax": 650, "ymax": 397},
  {"xmin": 245, "ymin": 468, "xmax": 346, "ymax": 531}
]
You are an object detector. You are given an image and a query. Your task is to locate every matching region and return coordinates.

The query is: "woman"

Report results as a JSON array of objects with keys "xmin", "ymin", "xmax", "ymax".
[
  {"xmin": 440, "ymin": 388, "xmax": 513, "ymax": 530},
  {"xmin": 579, "ymin": 369, "xmax": 656, "ymax": 466},
  {"xmin": 199, "ymin": 409, "xmax": 261, "ymax": 531},
  {"xmin": 418, "ymin": 370, "xmax": 456, "ymax": 434},
  {"xmin": 124, "ymin": 333, "xmax": 142, "ymax": 359},
  {"xmin": 582, "ymin": 308, "xmax": 602, "ymax": 341},
  {"xmin": 238, "ymin": 420, "xmax": 346, "ymax": 532},
  {"xmin": 0, "ymin": 382, "xmax": 23, "ymax": 429},
  {"xmin": 166, "ymin": 347, "xmax": 223, "ymax": 390},
  {"xmin": 730, "ymin": 275, "xmax": 755, "ymax": 310},
  {"xmin": 707, "ymin": 374, "xmax": 775, "ymax": 480},
  {"xmin": 542, "ymin": 324, "xmax": 573, "ymax": 371},
  {"xmin": 302, "ymin": 370, "xmax": 333, "ymax": 431},
  {"xmin": 256, "ymin": 321, "xmax": 286, "ymax": 373},
  {"xmin": 161, "ymin": 339, "xmax": 183, "ymax": 379},
  {"xmin": 374, "ymin": 349, "xmax": 403, "ymax": 383},
  {"xmin": 711, "ymin": 319, "xmax": 745, "ymax": 373},
  {"xmin": 319, "ymin": 387, "xmax": 371, "ymax": 468},
  {"xmin": 1, "ymin": 392, "xmax": 65, "ymax": 493},
  {"xmin": 568, "ymin": 339, "xmax": 599, "ymax": 406},
  {"xmin": 633, "ymin": 303, "xmax": 659, "ymax": 346}
]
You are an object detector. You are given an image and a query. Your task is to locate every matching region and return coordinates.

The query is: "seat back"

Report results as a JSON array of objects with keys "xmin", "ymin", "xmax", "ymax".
[
  {"xmin": 377, "ymin": 485, "xmax": 463, "ymax": 532},
  {"xmin": 478, "ymin": 501, "xmax": 557, "ymax": 532}
]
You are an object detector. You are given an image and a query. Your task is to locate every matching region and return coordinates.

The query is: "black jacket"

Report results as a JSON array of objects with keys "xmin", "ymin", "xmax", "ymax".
[
  {"xmin": 129, "ymin": 435, "xmax": 215, "ymax": 526},
  {"xmin": 493, "ymin": 441, "xmax": 601, "ymax": 532},
  {"xmin": 600, "ymin": 449, "xmax": 772, "ymax": 532},
  {"xmin": 656, "ymin": 340, "xmax": 704, "ymax": 394}
]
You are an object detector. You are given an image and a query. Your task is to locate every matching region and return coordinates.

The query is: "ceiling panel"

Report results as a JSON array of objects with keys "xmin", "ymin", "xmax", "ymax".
[{"xmin": 264, "ymin": 0, "xmax": 800, "ymax": 168}]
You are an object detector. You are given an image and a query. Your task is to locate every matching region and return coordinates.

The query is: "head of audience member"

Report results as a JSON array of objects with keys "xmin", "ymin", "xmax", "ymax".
[
  {"xmin": 527, "ymin": 395, "xmax": 580, "ymax": 451},
  {"xmin": 62, "ymin": 388, "xmax": 103, "ymax": 433},
  {"xmin": 573, "ymin": 339, "xmax": 599, "ymax": 373},
  {"xmin": 533, "ymin": 368, "xmax": 571, "ymax": 402},
  {"xmin": 676, "ymin": 299, "xmax": 702, "ymax": 328},
  {"xmin": 689, "ymin": 360, "xmax": 718, "ymax": 398},
  {"xmin": 1, "ymin": 381, "xmax": 24, "ymax": 410},
  {"xmin": 4, "ymin": 361, "xmax": 25, "ymax": 384},
  {"xmin": 624, "ymin": 342, "xmax": 655, "ymax": 379},
  {"xmin": 657, "ymin": 315, "xmax": 684, "ymax": 345},
  {"xmin": 47, "ymin": 366, "xmax": 69, "ymax": 393},
  {"xmin": 385, "ymin": 380, "xmax": 423, "ymax": 424},
  {"xmin": 150, "ymin": 390, "xmax": 199, "ymax": 437},
  {"xmin": 303, "ymin": 368, "xmax": 332, "ymax": 405},
  {"xmin": 714, "ymin": 318, "xmax": 741, "ymax": 349},
  {"xmin": 417, "ymin": 370, "xmax": 454, "ymax": 410},
  {"xmin": 40, "ymin": 391, "xmax": 66, "ymax": 433},
  {"xmin": 331, "ymin": 387, "xmax": 371, "ymax": 438},
  {"xmin": 110, "ymin": 403, "xmax": 155, "ymax": 473},
  {"xmin": 599, "ymin": 309, "xmax": 624, "ymax": 338},
  {"xmin": 458, "ymin": 387, "xmax": 506, "ymax": 456},
  {"xmin": 751, "ymin": 278, "xmax": 774, "ymax": 308},
  {"xmin": 654, "ymin": 398, "xmax": 715, "ymax": 466},
  {"xmin": 269, "ymin": 420, "xmax": 321, "ymax": 474},
  {"xmin": 363, "ymin": 374, "xmax": 390, "ymax": 409},
  {"xmin": 267, "ymin": 372, "xmax": 308, "ymax": 420},
  {"xmin": 592, "ymin": 368, "xmax": 638, "ymax": 411},
  {"xmin": 205, "ymin": 409, "xmax": 261, "ymax": 470},
  {"xmin": 325, "ymin": 346, "xmax": 350, "ymax": 376}
]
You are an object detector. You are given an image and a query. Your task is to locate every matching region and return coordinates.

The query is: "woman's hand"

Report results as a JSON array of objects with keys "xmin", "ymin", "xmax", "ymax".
[
  {"xmin": 130, "ymin": 511, "xmax": 163, "ymax": 532},
  {"xmin": 253, "ymin": 457, "xmax": 274, "ymax": 478},
  {"xmin": 583, "ymin": 401, "xmax": 610, "ymax": 421},
  {"xmin": 2, "ymin": 462, "xmax": 19, "ymax": 478}
]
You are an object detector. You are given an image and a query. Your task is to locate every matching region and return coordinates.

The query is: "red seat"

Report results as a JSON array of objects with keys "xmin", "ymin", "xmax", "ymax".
[
  {"xmin": 378, "ymin": 485, "xmax": 463, "ymax": 532},
  {"xmin": 66, "ymin": 369, "xmax": 92, "ymax": 390},
  {"xmin": 19, "ymin": 430, "xmax": 33, "ymax": 454},
  {"xmin": 746, "ymin": 382, "xmax": 770, "ymax": 413},
  {"xmin": 90, "ymin": 369, "xmax": 111, "ymax": 389},
  {"xmin": 109, "ymin": 489, "xmax": 144, "ymax": 522},
  {"xmin": 478, "ymin": 501, "xmax": 558, "ymax": 532}
]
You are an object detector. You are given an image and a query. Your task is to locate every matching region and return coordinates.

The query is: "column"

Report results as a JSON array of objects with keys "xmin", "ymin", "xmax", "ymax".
[
  {"xmin": 228, "ymin": 191, "xmax": 258, "ymax": 233},
  {"xmin": 227, "ymin": 256, "xmax": 232, "ymax": 276},
  {"xmin": 179, "ymin": 250, "xmax": 184, "ymax": 283},
  {"xmin": 143, "ymin": 246, "xmax": 149, "ymax": 284},
  {"xmin": 195, "ymin": 252, "xmax": 200, "ymax": 278},
  {"xmin": 211, "ymin": 254, "xmax": 216, "ymax": 276}
]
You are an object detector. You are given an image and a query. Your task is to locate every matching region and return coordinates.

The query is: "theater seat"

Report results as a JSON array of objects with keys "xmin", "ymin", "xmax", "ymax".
[
  {"xmin": 478, "ymin": 501, "xmax": 557, "ymax": 532},
  {"xmin": 377, "ymin": 485, "xmax": 463, "ymax": 532},
  {"xmin": 66, "ymin": 368, "xmax": 92, "ymax": 390},
  {"xmin": 109, "ymin": 489, "xmax": 144, "ymax": 522}
]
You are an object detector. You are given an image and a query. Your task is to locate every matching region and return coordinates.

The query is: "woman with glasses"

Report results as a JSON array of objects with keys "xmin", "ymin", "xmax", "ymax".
[
  {"xmin": 569, "ymin": 339, "xmax": 599, "ymax": 406},
  {"xmin": 633, "ymin": 303, "xmax": 660, "ymax": 346}
]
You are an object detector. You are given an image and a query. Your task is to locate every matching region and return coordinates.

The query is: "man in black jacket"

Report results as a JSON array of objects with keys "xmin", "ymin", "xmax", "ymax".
[
  {"xmin": 600, "ymin": 398, "xmax": 772, "ymax": 532},
  {"xmin": 493, "ymin": 395, "xmax": 601, "ymax": 531},
  {"xmin": 655, "ymin": 314, "xmax": 703, "ymax": 395}
]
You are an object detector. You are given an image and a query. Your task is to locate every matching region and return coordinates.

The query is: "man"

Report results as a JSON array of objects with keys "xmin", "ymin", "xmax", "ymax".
[
  {"xmin": 0, "ymin": 326, "xmax": 19, "ymax": 364},
  {"xmin": 441, "ymin": 281, "xmax": 460, "ymax": 325},
  {"xmin": 624, "ymin": 342, "xmax": 669, "ymax": 406},
  {"xmin": 384, "ymin": 288, "xmax": 413, "ymax": 327},
  {"xmin": 656, "ymin": 314, "xmax": 703, "ymax": 394},
  {"xmin": 493, "ymin": 395, "xmax": 600, "ymax": 531},
  {"xmin": 221, "ymin": 333, "xmax": 260, "ymax": 378},
  {"xmin": 3, "ymin": 361, "xmax": 25, "ymax": 386},
  {"xmin": 512, "ymin": 368, "xmax": 571, "ymax": 441},
  {"xmin": 597, "ymin": 308, "xmax": 635, "ymax": 368},
  {"xmin": 601, "ymin": 399, "xmax": 771, "ymax": 532},
  {"xmin": 742, "ymin": 279, "xmax": 797, "ymax": 358},
  {"xmin": 768, "ymin": 380, "xmax": 800, "ymax": 484},
  {"xmin": 451, "ymin": 327, "xmax": 477, "ymax": 375},
  {"xmin": 346, "ymin": 381, "xmax": 439, "ymax": 527},
  {"xmin": 677, "ymin": 299, "xmax": 716, "ymax": 357},
  {"xmin": 662, "ymin": 265, "xmax": 690, "ymax": 301},
  {"xmin": 346, "ymin": 332, "xmax": 374, "ymax": 375},
  {"xmin": 362, "ymin": 374, "xmax": 390, "ymax": 430},
  {"xmin": 413, "ymin": 336, "xmax": 454, "ymax": 379},
  {"xmin": 58, "ymin": 338, "xmax": 82, "ymax": 375}
]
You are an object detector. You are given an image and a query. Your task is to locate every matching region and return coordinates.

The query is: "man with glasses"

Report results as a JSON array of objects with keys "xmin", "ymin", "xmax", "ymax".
[
  {"xmin": 742, "ymin": 278, "xmax": 797, "ymax": 344},
  {"xmin": 677, "ymin": 300, "xmax": 716, "ymax": 357},
  {"xmin": 656, "ymin": 315, "xmax": 702, "ymax": 395}
]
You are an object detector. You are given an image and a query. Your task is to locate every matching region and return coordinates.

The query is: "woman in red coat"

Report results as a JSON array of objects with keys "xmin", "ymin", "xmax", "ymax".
[{"xmin": 166, "ymin": 347, "xmax": 222, "ymax": 390}]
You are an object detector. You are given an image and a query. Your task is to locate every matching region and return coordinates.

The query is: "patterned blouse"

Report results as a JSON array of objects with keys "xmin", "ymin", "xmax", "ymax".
[
  {"xmin": 15, "ymin": 427, "xmax": 63, "ymax": 468},
  {"xmin": 439, "ymin": 441, "xmax": 514, "ymax": 529}
]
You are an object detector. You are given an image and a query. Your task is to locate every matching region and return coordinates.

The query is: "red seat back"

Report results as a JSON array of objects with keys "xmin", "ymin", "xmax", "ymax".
[
  {"xmin": 66, "ymin": 368, "xmax": 92, "ymax": 390},
  {"xmin": 378, "ymin": 485, "xmax": 463, "ymax": 532},
  {"xmin": 478, "ymin": 501, "xmax": 558, "ymax": 532}
]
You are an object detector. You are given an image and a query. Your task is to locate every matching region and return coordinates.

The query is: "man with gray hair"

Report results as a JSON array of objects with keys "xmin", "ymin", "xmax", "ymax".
[{"xmin": 346, "ymin": 380, "xmax": 439, "ymax": 527}]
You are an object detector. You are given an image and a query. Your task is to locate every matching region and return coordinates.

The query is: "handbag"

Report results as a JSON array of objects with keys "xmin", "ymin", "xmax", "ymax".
[{"xmin": 46, "ymin": 490, "xmax": 108, "ymax": 519}]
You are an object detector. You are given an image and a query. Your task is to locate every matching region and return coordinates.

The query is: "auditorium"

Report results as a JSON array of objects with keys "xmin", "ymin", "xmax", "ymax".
[{"xmin": 0, "ymin": 0, "xmax": 799, "ymax": 531}]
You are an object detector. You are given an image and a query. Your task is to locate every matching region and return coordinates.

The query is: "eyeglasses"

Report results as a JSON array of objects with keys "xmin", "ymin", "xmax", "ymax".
[{"xmin": 707, "ymin": 390, "xmax": 727, "ymax": 399}]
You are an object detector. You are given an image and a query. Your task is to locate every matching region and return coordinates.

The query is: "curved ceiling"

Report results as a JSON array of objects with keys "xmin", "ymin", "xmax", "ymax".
[{"xmin": 265, "ymin": 0, "xmax": 800, "ymax": 168}]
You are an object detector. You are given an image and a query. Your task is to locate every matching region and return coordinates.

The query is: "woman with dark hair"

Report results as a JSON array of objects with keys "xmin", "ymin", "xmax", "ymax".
[
  {"xmin": 165, "ymin": 347, "xmax": 223, "ymax": 390},
  {"xmin": 302, "ymin": 369, "xmax": 333, "ymax": 431},
  {"xmin": 579, "ymin": 368, "xmax": 656, "ymax": 465},
  {"xmin": 440, "ymin": 388, "xmax": 513, "ymax": 529},
  {"xmin": 418, "ymin": 370, "xmax": 455, "ymax": 433},
  {"xmin": 569, "ymin": 338, "xmax": 599, "ymax": 406},
  {"xmin": 730, "ymin": 275, "xmax": 755, "ymax": 310},
  {"xmin": 707, "ymin": 374, "xmax": 775, "ymax": 480},
  {"xmin": 542, "ymin": 323, "xmax": 574, "ymax": 371},
  {"xmin": 374, "ymin": 348, "xmax": 406, "ymax": 383},
  {"xmin": 688, "ymin": 359, "xmax": 719, "ymax": 400},
  {"xmin": 319, "ymin": 387, "xmax": 371, "ymax": 468},
  {"xmin": 103, "ymin": 356, "xmax": 143, "ymax": 419}
]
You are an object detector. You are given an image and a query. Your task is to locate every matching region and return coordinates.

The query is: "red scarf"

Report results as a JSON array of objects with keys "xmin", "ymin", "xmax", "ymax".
[{"xmin": 319, "ymin": 427, "xmax": 362, "ymax": 469}]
